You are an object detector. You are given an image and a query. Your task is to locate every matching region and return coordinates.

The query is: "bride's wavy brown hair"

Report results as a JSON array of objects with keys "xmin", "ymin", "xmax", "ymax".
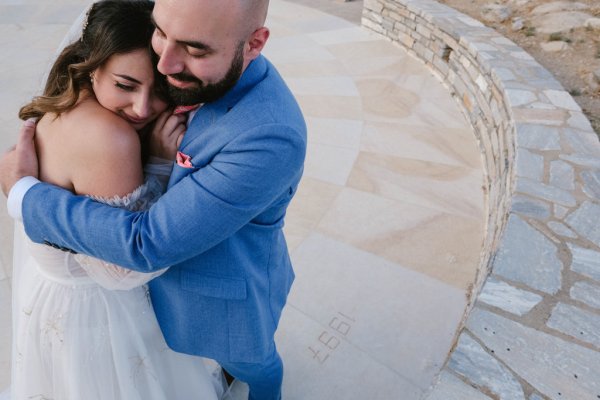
[{"xmin": 19, "ymin": 0, "xmax": 169, "ymax": 120}]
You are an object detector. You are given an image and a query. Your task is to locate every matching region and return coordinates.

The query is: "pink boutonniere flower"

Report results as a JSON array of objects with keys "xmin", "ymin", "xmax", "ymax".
[
  {"xmin": 176, "ymin": 151, "xmax": 194, "ymax": 168},
  {"xmin": 173, "ymin": 104, "xmax": 201, "ymax": 115}
]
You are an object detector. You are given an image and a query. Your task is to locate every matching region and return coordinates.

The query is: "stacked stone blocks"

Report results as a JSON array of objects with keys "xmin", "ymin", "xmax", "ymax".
[{"xmin": 363, "ymin": 0, "xmax": 600, "ymax": 398}]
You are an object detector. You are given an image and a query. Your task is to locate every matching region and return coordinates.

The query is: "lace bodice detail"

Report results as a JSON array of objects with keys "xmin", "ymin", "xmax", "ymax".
[
  {"xmin": 87, "ymin": 171, "xmax": 168, "ymax": 211},
  {"xmin": 27, "ymin": 160, "xmax": 172, "ymax": 290}
]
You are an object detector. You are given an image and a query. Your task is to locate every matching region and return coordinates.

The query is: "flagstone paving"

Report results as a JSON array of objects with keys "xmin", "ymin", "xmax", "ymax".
[{"xmin": 362, "ymin": 1, "xmax": 600, "ymax": 399}]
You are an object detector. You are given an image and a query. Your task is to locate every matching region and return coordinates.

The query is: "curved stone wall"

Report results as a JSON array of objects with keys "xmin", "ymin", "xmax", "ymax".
[{"xmin": 362, "ymin": 0, "xmax": 600, "ymax": 398}]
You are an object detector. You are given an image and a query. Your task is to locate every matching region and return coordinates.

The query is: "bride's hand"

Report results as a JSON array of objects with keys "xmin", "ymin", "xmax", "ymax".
[
  {"xmin": 0, "ymin": 119, "xmax": 39, "ymax": 196},
  {"xmin": 147, "ymin": 110, "xmax": 187, "ymax": 160}
]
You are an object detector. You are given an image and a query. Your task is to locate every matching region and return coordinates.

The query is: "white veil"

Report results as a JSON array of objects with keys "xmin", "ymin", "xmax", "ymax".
[{"xmin": 40, "ymin": 2, "xmax": 94, "ymax": 89}]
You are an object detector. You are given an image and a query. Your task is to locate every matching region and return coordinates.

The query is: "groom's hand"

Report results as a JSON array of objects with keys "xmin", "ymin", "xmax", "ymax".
[{"xmin": 0, "ymin": 119, "xmax": 39, "ymax": 196}]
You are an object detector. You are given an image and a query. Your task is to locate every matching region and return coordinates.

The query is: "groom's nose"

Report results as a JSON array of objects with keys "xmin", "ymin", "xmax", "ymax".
[{"xmin": 157, "ymin": 42, "xmax": 184, "ymax": 76}]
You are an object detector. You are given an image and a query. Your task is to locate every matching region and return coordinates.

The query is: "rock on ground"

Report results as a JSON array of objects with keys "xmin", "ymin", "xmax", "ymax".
[{"xmin": 530, "ymin": 11, "xmax": 593, "ymax": 34}]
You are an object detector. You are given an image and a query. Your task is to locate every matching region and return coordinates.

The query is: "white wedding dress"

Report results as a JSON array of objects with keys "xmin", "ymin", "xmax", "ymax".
[{"xmin": 8, "ymin": 166, "xmax": 223, "ymax": 400}]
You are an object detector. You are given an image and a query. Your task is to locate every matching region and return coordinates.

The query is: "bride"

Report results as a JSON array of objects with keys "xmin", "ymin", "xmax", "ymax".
[{"xmin": 7, "ymin": 1, "xmax": 221, "ymax": 399}]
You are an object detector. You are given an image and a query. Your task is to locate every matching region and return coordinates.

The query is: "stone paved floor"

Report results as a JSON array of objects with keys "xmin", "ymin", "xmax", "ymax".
[
  {"xmin": 0, "ymin": 1, "xmax": 485, "ymax": 399},
  {"xmin": 360, "ymin": 1, "xmax": 600, "ymax": 399}
]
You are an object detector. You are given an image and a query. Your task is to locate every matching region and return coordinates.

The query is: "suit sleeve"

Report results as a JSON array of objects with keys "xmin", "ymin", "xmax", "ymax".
[{"xmin": 22, "ymin": 124, "xmax": 306, "ymax": 272}]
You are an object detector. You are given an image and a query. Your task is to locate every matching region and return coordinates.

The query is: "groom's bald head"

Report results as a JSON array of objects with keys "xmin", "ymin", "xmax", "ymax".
[
  {"xmin": 240, "ymin": 0, "xmax": 270, "ymax": 25},
  {"xmin": 155, "ymin": 0, "xmax": 269, "ymax": 39},
  {"xmin": 151, "ymin": 0, "xmax": 272, "ymax": 103},
  {"xmin": 232, "ymin": 0, "xmax": 270, "ymax": 38}
]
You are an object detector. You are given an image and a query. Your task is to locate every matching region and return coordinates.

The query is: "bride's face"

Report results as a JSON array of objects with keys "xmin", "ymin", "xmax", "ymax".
[{"xmin": 91, "ymin": 48, "xmax": 168, "ymax": 130}]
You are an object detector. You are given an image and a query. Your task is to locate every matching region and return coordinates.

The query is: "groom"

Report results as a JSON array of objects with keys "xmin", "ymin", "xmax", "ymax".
[{"xmin": 0, "ymin": 0, "xmax": 306, "ymax": 399}]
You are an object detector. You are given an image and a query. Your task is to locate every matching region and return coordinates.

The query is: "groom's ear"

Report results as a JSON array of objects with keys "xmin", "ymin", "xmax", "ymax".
[{"xmin": 244, "ymin": 27, "xmax": 269, "ymax": 62}]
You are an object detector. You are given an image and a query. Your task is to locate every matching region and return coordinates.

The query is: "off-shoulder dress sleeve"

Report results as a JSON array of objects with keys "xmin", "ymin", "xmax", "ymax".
[{"xmin": 73, "ymin": 158, "xmax": 173, "ymax": 290}]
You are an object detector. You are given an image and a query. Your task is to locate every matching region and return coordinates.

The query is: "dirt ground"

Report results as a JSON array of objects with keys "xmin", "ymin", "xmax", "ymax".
[{"xmin": 437, "ymin": 0, "xmax": 600, "ymax": 138}]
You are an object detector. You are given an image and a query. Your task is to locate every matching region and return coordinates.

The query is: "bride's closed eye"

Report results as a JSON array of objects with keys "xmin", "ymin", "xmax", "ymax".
[{"xmin": 115, "ymin": 82, "xmax": 135, "ymax": 92}]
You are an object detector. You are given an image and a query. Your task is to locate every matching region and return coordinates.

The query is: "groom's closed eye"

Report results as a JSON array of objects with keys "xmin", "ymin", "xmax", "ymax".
[{"xmin": 151, "ymin": 15, "xmax": 215, "ymax": 56}]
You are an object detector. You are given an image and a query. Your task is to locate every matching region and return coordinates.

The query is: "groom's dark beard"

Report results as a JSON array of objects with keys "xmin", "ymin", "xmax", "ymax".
[{"xmin": 165, "ymin": 43, "xmax": 245, "ymax": 106}]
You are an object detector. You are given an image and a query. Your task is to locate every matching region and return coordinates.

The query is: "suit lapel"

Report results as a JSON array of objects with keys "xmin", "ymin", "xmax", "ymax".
[{"xmin": 179, "ymin": 103, "xmax": 217, "ymax": 149}]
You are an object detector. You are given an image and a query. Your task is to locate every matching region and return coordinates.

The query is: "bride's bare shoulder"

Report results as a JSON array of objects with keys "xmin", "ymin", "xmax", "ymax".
[
  {"xmin": 38, "ymin": 98, "xmax": 142, "ymax": 169},
  {"xmin": 39, "ymin": 98, "xmax": 144, "ymax": 197},
  {"xmin": 64, "ymin": 98, "xmax": 139, "ymax": 146}
]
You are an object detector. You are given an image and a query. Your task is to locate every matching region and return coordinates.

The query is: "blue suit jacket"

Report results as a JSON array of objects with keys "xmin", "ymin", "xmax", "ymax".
[{"xmin": 22, "ymin": 55, "xmax": 307, "ymax": 363}]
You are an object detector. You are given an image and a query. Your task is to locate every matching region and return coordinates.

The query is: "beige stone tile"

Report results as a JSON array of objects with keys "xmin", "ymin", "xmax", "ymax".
[
  {"xmin": 316, "ymin": 188, "xmax": 483, "ymax": 289},
  {"xmin": 269, "ymin": 0, "xmax": 354, "ymax": 34},
  {"xmin": 0, "ymin": 69, "xmax": 45, "ymax": 97},
  {"xmin": 1, "ymin": 25, "xmax": 64, "ymax": 62},
  {"xmin": 0, "ymin": 5, "xmax": 38, "ymax": 24},
  {"xmin": 355, "ymin": 78, "xmax": 419, "ymax": 120},
  {"xmin": 356, "ymin": 73, "xmax": 473, "ymax": 133},
  {"xmin": 0, "ymin": 4, "xmax": 74, "ymax": 23},
  {"xmin": 284, "ymin": 176, "xmax": 343, "ymax": 253},
  {"xmin": 286, "ymin": 177, "xmax": 343, "ymax": 233},
  {"xmin": 393, "ymin": 71, "xmax": 451, "ymax": 101},
  {"xmin": 283, "ymin": 233, "xmax": 468, "ymax": 390},
  {"xmin": 286, "ymin": 76, "xmax": 359, "ymax": 97},
  {"xmin": 283, "ymin": 223, "xmax": 312, "ymax": 254},
  {"xmin": 306, "ymin": 117, "xmax": 363, "ymax": 149},
  {"xmin": 27, "ymin": 26, "xmax": 71, "ymax": 51},
  {"xmin": 412, "ymin": 97, "xmax": 473, "ymax": 130},
  {"xmin": 326, "ymin": 39, "xmax": 426, "ymax": 78},
  {"xmin": 7, "ymin": 23, "xmax": 70, "ymax": 51},
  {"xmin": 358, "ymin": 64, "xmax": 470, "ymax": 131},
  {"xmin": 1, "ymin": 44, "xmax": 55, "ymax": 86},
  {"xmin": 347, "ymin": 151, "xmax": 484, "ymax": 219},
  {"xmin": 262, "ymin": 41, "xmax": 335, "ymax": 65},
  {"xmin": 275, "ymin": 59, "xmax": 350, "ymax": 78},
  {"xmin": 263, "ymin": 34, "xmax": 319, "ymax": 54},
  {"xmin": 304, "ymin": 141, "xmax": 359, "ymax": 186},
  {"xmin": 27, "ymin": 3, "xmax": 88, "ymax": 24},
  {"xmin": 264, "ymin": 20, "xmax": 299, "ymax": 38},
  {"xmin": 308, "ymin": 26, "xmax": 380, "ymax": 46},
  {"xmin": 316, "ymin": 187, "xmax": 439, "ymax": 245},
  {"xmin": 0, "ymin": 100, "xmax": 20, "ymax": 135},
  {"xmin": 285, "ymin": 14, "xmax": 354, "ymax": 34},
  {"xmin": 268, "ymin": 0, "xmax": 331, "ymax": 21},
  {"xmin": 0, "ymin": 116, "xmax": 21, "ymax": 152},
  {"xmin": 340, "ymin": 56, "xmax": 414, "ymax": 79},
  {"xmin": 326, "ymin": 39, "xmax": 405, "ymax": 61},
  {"xmin": 277, "ymin": 305, "xmax": 425, "ymax": 399},
  {"xmin": 295, "ymin": 94, "xmax": 362, "ymax": 119},
  {"xmin": 360, "ymin": 121, "xmax": 482, "ymax": 169}
]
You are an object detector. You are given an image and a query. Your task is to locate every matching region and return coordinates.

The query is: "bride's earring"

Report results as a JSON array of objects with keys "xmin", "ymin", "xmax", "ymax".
[{"xmin": 90, "ymin": 73, "xmax": 95, "ymax": 84}]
